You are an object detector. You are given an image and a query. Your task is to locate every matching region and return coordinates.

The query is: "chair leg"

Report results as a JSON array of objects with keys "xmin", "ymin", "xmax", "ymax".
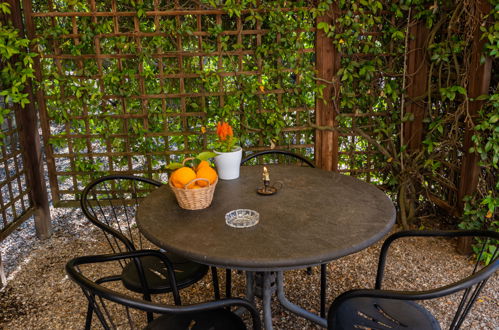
[
  {"xmin": 85, "ymin": 291, "xmax": 112, "ymax": 329},
  {"xmin": 84, "ymin": 301, "xmax": 93, "ymax": 330},
  {"xmin": 211, "ymin": 266, "xmax": 221, "ymax": 300},
  {"xmin": 142, "ymin": 293, "xmax": 155, "ymax": 322},
  {"xmin": 145, "ymin": 306, "xmax": 154, "ymax": 322},
  {"xmin": 225, "ymin": 269, "xmax": 232, "ymax": 298},
  {"xmin": 320, "ymin": 264, "xmax": 327, "ymax": 318}
]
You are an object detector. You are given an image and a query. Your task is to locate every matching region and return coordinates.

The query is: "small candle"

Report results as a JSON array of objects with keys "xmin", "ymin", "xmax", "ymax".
[{"xmin": 263, "ymin": 166, "xmax": 270, "ymax": 181}]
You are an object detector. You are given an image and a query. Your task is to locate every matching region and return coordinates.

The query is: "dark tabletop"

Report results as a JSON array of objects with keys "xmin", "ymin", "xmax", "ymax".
[{"xmin": 137, "ymin": 166, "xmax": 396, "ymax": 271}]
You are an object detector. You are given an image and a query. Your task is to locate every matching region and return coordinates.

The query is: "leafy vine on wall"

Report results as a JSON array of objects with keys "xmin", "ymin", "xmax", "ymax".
[
  {"xmin": 33, "ymin": 0, "xmax": 326, "ymax": 198},
  {"xmin": 0, "ymin": 2, "xmax": 36, "ymax": 133},
  {"xmin": 5, "ymin": 0, "xmax": 497, "ymax": 247},
  {"xmin": 315, "ymin": 0, "xmax": 497, "ymax": 238}
]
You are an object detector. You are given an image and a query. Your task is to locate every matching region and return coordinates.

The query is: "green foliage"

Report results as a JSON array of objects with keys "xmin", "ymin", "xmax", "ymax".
[
  {"xmin": 459, "ymin": 92, "xmax": 499, "ymax": 260},
  {"xmin": 7, "ymin": 0, "xmax": 497, "ymax": 263},
  {"xmin": 33, "ymin": 0, "xmax": 323, "ymax": 189},
  {"xmin": 316, "ymin": 0, "xmax": 406, "ymax": 185},
  {"xmin": 0, "ymin": 2, "xmax": 36, "ymax": 129},
  {"xmin": 315, "ymin": 0, "xmax": 497, "ymax": 249},
  {"xmin": 458, "ymin": 3, "xmax": 499, "ymax": 260}
]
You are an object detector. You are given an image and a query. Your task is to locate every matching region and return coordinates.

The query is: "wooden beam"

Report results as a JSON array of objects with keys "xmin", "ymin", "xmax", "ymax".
[
  {"xmin": 314, "ymin": 4, "xmax": 341, "ymax": 171},
  {"xmin": 8, "ymin": 0, "xmax": 52, "ymax": 239},
  {"xmin": 403, "ymin": 21, "xmax": 429, "ymax": 151},
  {"xmin": 457, "ymin": 0, "xmax": 492, "ymax": 211}
]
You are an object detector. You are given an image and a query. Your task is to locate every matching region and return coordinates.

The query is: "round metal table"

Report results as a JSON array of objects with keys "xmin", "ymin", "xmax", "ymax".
[{"xmin": 137, "ymin": 166, "xmax": 396, "ymax": 329}]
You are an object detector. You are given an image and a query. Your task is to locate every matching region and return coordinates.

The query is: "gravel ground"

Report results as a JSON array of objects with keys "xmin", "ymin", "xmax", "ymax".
[{"xmin": 0, "ymin": 207, "xmax": 498, "ymax": 329}]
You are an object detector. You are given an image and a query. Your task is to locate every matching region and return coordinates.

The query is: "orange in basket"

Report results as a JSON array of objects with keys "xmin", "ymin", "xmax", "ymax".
[
  {"xmin": 168, "ymin": 158, "xmax": 218, "ymax": 209},
  {"xmin": 169, "ymin": 177, "xmax": 218, "ymax": 210}
]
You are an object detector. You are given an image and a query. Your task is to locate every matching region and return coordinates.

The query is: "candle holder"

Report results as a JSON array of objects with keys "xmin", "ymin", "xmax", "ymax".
[{"xmin": 257, "ymin": 166, "xmax": 279, "ymax": 195}]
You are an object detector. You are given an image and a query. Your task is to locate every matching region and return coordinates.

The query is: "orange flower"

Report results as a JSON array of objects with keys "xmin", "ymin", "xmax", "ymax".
[{"xmin": 216, "ymin": 121, "xmax": 233, "ymax": 141}]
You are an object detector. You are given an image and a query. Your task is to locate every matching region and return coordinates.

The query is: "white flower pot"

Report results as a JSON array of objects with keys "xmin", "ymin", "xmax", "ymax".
[{"xmin": 214, "ymin": 147, "xmax": 242, "ymax": 180}]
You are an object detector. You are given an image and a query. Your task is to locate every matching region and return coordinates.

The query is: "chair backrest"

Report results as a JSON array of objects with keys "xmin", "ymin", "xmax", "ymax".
[
  {"xmin": 81, "ymin": 175, "xmax": 162, "ymax": 254},
  {"xmin": 328, "ymin": 230, "xmax": 499, "ymax": 330},
  {"xmin": 66, "ymin": 251, "xmax": 261, "ymax": 330},
  {"xmin": 241, "ymin": 150, "xmax": 315, "ymax": 167}
]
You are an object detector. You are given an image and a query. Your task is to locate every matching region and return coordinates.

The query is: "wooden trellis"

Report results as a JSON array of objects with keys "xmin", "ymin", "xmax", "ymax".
[
  {"xmin": 21, "ymin": 0, "xmax": 408, "ymax": 205},
  {"xmin": 0, "ymin": 110, "xmax": 34, "ymax": 240},
  {"xmin": 22, "ymin": 0, "xmax": 326, "ymax": 205},
  {"xmin": 0, "ymin": 0, "xmax": 493, "ymax": 287},
  {"xmin": 0, "ymin": 0, "xmax": 487, "ymax": 219},
  {"xmin": 403, "ymin": 1, "xmax": 493, "ymax": 214},
  {"xmin": 0, "ymin": 0, "xmax": 51, "ymax": 240},
  {"xmin": 316, "ymin": 4, "xmax": 403, "ymax": 184},
  {"xmin": 0, "ymin": 0, "xmax": 51, "ymax": 286}
]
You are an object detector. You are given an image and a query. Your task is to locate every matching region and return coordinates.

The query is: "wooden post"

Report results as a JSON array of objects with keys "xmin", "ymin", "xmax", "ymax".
[
  {"xmin": 403, "ymin": 21, "xmax": 429, "ymax": 151},
  {"xmin": 22, "ymin": 0, "xmax": 61, "ymax": 207},
  {"xmin": 457, "ymin": 0, "xmax": 492, "ymax": 211},
  {"xmin": 315, "ymin": 5, "xmax": 341, "ymax": 171},
  {"xmin": 8, "ymin": 0, "xmax": 52, "ymax": 239}
]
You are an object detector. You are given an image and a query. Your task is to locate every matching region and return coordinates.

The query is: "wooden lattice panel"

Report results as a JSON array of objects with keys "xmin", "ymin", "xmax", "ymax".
[
  {"xmin": 25, "ymin": 0, "xmax": 317, "ymax": 205},
  {"xmin": 334, "ymin": 11, "xmax": 402, "ymax": 184},
  {"xmin": 0, "ymin": 107, "xmax": 34, "ymax": 237}
]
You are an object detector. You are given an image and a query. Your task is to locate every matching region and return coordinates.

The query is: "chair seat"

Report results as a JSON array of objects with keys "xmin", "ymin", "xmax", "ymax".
[
  {"xmin": 122, "ymin": 252, "xmax": 208, "ymax": 294},
  {"xmin": 144, "ymin": 309, "xmax": 247, "ymax": 330},
  {"xmin": 332, "ymin": 297, "xmax": 441, "ymax": 330}
]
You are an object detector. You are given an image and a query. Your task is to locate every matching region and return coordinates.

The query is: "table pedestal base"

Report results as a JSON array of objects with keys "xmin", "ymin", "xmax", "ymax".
[
  {"xmin": 254, "ymin": 271, "xmax": 277, "ymax": 298},
  {"xmin": 276, "ymin": 271, "xmax": 327, "ymax": 328},
  {"xmin": 243, "ymin": 271, "xmax": 327, "ymax": 329}
]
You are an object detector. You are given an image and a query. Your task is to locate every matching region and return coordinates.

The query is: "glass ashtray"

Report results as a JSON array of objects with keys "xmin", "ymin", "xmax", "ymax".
[{"xmin": 225, "ymin": 209, "xmax": 259, "ymax": 228}]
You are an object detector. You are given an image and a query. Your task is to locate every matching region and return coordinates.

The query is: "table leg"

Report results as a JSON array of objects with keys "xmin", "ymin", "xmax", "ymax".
[
  {"xmin": 246, "ymin": 271, "xmax": 255, "ymax": 303},
  {"xmin": 211, "ymin": 267, "xmax": 220, "ymax": 300},
  {"xmin": 234, "ymin": 271, "xmax": 256, "ymax": 318},
  {"xmin": 262, "ymin": 271, "xmax": 274, "ymax": 330},
  {"xmin": 226, "ymin": 269, "xmax": 232, "ymax": 298},
  {"xmin": 320, "ymin": 264, "xmax": 327, "ymax": 318},
  {"xmin": 0, "ymin": 253, "xmax": 6, "ymax": 287},
  {"xmin": 276, "ymin": 271, "xmax": 327, "ymax": 328}
]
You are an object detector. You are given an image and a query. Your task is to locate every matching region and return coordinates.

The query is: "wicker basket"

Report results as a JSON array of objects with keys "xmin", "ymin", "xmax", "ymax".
[{"xmin": 169, "ymin": 177, "xmax": 218, "ymax": 210}]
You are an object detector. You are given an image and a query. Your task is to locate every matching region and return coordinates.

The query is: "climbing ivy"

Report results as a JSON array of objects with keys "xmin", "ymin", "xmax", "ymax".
[
  {"xmin": 33, "ymin": 0, "xmax": 328, "ymax": 190},
  {"xmin": 12, "ymin": 0, "xmax": 498, "ymax": 251},
  {"xmin": 459, "ymin": 3, "xmax": 498, "ymax": 261},
  {"xmin": 315, "ymin": 0, "xmax": 497, "ymax": 239},
  {"xmin": 0, "ymin": 2, "xmax": 37, "ymax": 133}
]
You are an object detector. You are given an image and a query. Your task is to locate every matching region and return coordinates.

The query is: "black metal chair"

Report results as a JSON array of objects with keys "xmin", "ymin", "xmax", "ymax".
[
  {"xmin": 327, "ymin": 230, "xmax": 499, "ymax": 330},
  {"xmin": 80, "ymin": 175, "xmax": 220, "ymax": 305},
  {"xmin": 240, "ymin": 149, "xmax": 315, "ymax": 167},
  {"xmin": 66, "ymin": 250, "xmax": 261, "ymax": 330}
]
